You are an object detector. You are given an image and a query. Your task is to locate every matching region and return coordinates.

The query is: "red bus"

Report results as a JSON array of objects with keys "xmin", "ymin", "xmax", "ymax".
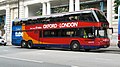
[{"xmin": 12, "ymin": 8, "xmax": 112, "ymax": 51}]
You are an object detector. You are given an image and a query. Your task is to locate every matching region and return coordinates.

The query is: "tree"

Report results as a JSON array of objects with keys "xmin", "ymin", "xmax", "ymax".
[
  {"xmin": 36, "ymin": 11, "xmax": 42, "ymax": 16},
  {"xmin": 51, "ymin": 6, "xmax": 68, "ymax": 13},
  {"xmin": 114, "ymin": 0, "xmax": 120, "ymax": 14}
]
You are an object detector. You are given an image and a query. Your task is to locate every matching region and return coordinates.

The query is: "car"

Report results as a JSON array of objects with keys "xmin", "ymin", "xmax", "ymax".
[{"xmin": 0, "ymin": 37, "xmax": 7, "ymax": 46}]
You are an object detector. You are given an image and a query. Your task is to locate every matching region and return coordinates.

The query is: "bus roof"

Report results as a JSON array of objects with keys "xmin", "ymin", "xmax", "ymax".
[{"xmin": 13, "ymin": 8, "xmax": 100, "ymax": 22}]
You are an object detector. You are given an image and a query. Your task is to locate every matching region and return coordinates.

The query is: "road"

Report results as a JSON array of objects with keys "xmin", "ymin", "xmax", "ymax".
[{"xmin": 0, "ymin": 45, "xmax": 120, "ymax": 67}]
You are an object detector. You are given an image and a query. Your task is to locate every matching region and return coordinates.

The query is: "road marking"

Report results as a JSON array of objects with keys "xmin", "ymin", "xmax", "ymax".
[
  {"xmin": 71, "ymin": 65, "xmax": 79, "ymax": 67},
  {"xmin": 37, "ymin": 53, "xmax": 46, "ymax": 55},
  {"xmin": 0, "ymin": 55, "xmax": 43, "ymax": 63},
  {"xmin": 95, "ymin": 58, "xmax": 112, "ymax": 61},
  {"xmin": 3, "ymin": 50, "xmax": 8, "ymax": 51}
]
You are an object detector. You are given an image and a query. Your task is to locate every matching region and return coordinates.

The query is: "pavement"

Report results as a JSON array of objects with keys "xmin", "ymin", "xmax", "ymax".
[
  {"xmin": 110, "ymin": 35, "xmax": 118, "ymax": 46},
  {"xmin": 0, "ymin": 45, "xmax": 120, "ymax": 67}
]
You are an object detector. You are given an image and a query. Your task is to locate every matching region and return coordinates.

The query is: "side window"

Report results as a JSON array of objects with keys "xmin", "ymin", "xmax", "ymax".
[
  {"xmin": 45, "ymin": 18, "xmax": 50, "ymax": 24},
  {"xmin": 37, "ymin": 18, "xmax": 45, "ymax": 24},
  {"xmin": 79, "ymin": 13, "xmax": 96, "ymax": 22},
  {"xmin": 79, "ymin": 28, "xmax": 94, "ymax": 38},
  {"xmin": 22, "ymin": 21, "xmax": 26, "ymax": 25},
  {"xmin": 50, "ymin": 17, "xmax": 56, "ymax": 23},
  {"xmin": 25, "ymin": 19, "xmax": 38, "ymax": 25},
  {"xmin": 43, "ymin": 30, "xmax": 57, "ymax": 37},
  {"xmin": 80, "ymin": 28, "xmax": 88, "ymax": 38},
  {"xmin": 55, "ymin": 17, "xmax": 63, "ymax": 22},
  {"xmin": 75, "ymin": 29, "xmax": 82, "ymax": 37},
  {"xmin": 60, "ymin": 29, "xmax": 76, "ymax": 37},
  {"xmin": 13, "ymin": 21, "xmax": 22, "ymax": 26},
  {"xmin": 39, "ymin": 18, "xmax": 50, "ymax": 24},
  {"xmin": 43, "ymin": 30, "xmax": 49, "ymax": 37},
  {"xmin": 32, "ymin": 20, "xmax": 37, "ymax": 24},
  {"xmin": 63, "ymin": 14, "xmax": 79, "ymax": 22},
  {"xmin": 13, "ymin": 22, "xmax": 16, "ymax": 26},
  {"xmin": 39, "ymin": 31, "xmax": 42, "ymax": 37},
  {"xmin": 43, "ymin": 29, "xmax": 78, "ymax": 37},
  {"xmin": 63, "ymin": 15, "xmax": 70, "ymax": 22},
  {"xmin": 69, "ymin": 15, "xmax": 78, "ymax": 21},
  {"xmin": 25, "ymin": 20, "xmax": 30, "ymax": 25}
]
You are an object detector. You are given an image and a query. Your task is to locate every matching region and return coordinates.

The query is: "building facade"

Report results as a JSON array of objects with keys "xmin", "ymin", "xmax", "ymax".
[{"xmin": 0, "ymin": 0, "xmax": 117, "ymax": 45}]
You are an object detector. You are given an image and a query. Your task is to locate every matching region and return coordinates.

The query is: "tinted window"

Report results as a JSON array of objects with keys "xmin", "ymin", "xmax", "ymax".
[
  {"xmin": 43, "ymin": 28, "xmax": 86, "ymax": 38},
  {"xmin": 13, "ymin": 21, "xmax": 22, "ymax": 26},
  {"xmin": 25, "ymin": 19, "xmax": 41, "ymax": 25},
  {"xmin": 95, "ymin": 10, "xmax": 108, "ymax": 23},
  {"xmin": 43, "ymin": 30, "xmax": 58, "ymax": 37},
  {"xmin": 39, "ymin": 31, "xmax": 42, "ymax": 37},
  {"xmin": 79, "ymin": 13, "xmax": 97, "ymax": 22},
  {"xmin": 43, "ymin": 28, "xmax": 95, "ymax": 38}
]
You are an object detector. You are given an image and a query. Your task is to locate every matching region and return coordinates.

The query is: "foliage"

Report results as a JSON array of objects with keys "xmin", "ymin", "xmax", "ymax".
[
  {"xmin": 36, "ymin": 11, "xmax": 42, "ymax": 16},
  {"xmin": 36, "ymin": 6, "xmax": 69, "ymax": 16},
  {"xmin": 52, "ymin": 6, "xmax": 69, "ymax": 13},
  {"xmin": 114, "ymin": 0, "xmax": 120, "ymax": 14}
]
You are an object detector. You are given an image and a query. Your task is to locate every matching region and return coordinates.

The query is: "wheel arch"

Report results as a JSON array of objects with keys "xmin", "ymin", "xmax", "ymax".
[
  {"xmin": 21, "ymin": 40, "xmax": 26, "ymax": 43},
  {"xmin": 28, "ymin": 40, "xmax": 32, "ymax": 42},
  {"xmin": 70, "ymin": 40, "xmax": 80, "ymax": 45},
  {"xmin": 21, "ymin": 40, "xmax": 25, "ymax": 41}
]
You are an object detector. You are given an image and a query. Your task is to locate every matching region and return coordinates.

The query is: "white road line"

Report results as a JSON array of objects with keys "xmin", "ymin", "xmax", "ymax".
[
  {"xmin": 71, "ymin": 65, "xmax": 79, "ymax": 67},
  {"xmin": 3, "ymin": 50, "xmax": 8, "ymax": 51},
  {"xmin": 95, "ymin": 58, "xmax": 112, "ymax": 61},
  {"xmin": 0, "ymin": 55, "xmax": 44, "ymax": 63}
]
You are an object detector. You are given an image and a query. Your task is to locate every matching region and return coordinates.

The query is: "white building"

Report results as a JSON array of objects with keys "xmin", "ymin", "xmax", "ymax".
[{"xmin": 0, "ymin": 0, "xmax": 117, "ymax": 45}]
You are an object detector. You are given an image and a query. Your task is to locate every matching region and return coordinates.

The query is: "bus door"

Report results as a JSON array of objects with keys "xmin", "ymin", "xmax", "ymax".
[{"xmin": 39, "ymin": 30, "xmax": 43, "ymax": 45}]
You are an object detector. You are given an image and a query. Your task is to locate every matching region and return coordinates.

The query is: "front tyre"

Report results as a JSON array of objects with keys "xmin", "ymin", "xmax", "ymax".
[
  {"xmin": 70, "ymin": 41, "xmax": 80, "ymax": 51},
  {"xmin": 27, "ymin": 41, "xmax": 33, "ymax": 49}
]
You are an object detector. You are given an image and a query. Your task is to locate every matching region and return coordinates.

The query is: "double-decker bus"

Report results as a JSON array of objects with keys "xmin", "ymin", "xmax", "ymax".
[{"xmin": 12, "ymin": 8, "xmax": 112, "ymax": 51}]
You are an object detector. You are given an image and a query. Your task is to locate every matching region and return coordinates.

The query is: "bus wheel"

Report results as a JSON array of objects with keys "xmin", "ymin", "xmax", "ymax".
[
  {"xmin": 27, "ymin": 41, "xmax": 33, "ymax": 49},
  {"xmin": 70, "ymin": 41, "xmax": 80, "ymax": 51},
  {"xmin": 21, "ymin": 41, "xmax": 27, "ymax": 48}
]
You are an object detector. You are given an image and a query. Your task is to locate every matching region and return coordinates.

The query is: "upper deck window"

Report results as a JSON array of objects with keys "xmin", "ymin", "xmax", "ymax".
[
  {"xmin": 13, "ymin": 21, "xmax": 22, "ymax": 26},
  {"xmin": 79, "ymin": 12, "xmax": 97, "ymax": 22},
  {"xmin": 94, "ymin": 10, "xmax": 108, "ymax": 23}
]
